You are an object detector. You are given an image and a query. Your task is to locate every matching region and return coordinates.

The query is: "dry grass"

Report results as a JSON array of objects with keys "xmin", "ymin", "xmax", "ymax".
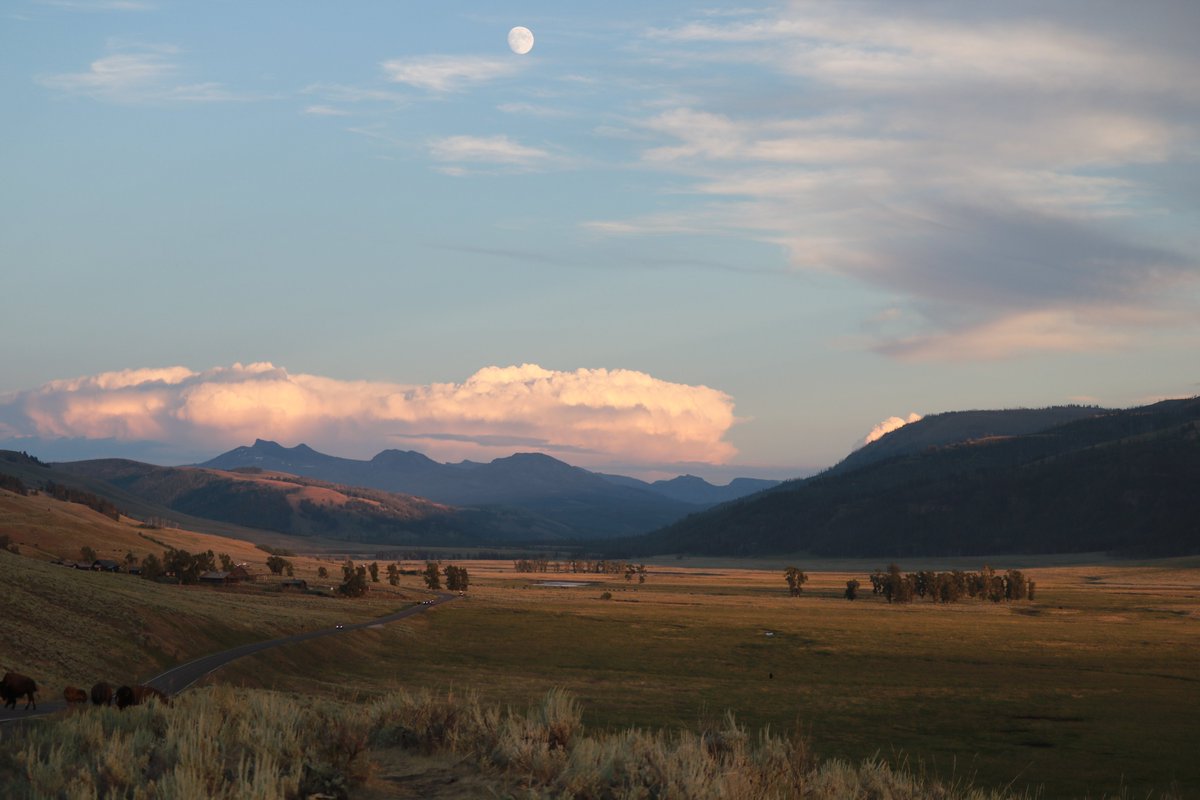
[
  {"xmin": 217, "ymin": 558, "xmax": 1200, "ymax": 797},
  {"xmin": 1, "ymin": 687, "xmax": 1043, "ymax": 799}
]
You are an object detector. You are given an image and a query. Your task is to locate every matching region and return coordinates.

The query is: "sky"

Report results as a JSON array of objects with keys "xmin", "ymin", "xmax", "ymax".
[{"xmin": 2, "ymin": 1, "xmax": 1198, "ymax": 482}]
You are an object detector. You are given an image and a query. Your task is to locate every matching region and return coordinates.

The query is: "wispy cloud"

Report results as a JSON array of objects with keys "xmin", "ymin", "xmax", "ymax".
[
  {"xmin": 303, "ymin": 104, "xmax": 350, "ymax": 117},
  {"xmin": 428, "ymin": 135, "xmax": 565, "ymax": 172},
  {"xmin": 35, "ymin": 0, "xmax": 154, "ymax": 10},
  {"xmin": 37, "ymin": 44, "xmax": 245, "ymax": 104},
  {"xmin": 301, "ymin": 82, "xmax": 408, "ymax": 106},
  {"xmin": 0, "ymin": 363, "xmax": 739, "ymax": 468},
  {"xmin": 381, "ymin": 55, "xmax": 522, "ymax": 92},
  {"xmin": 589, "ymin": 3, "xmax": 1200, "ymax": 360}
]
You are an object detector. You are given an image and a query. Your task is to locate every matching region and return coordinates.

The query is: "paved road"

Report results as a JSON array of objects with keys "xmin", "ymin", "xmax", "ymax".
[{"xmin": 1, "ymin": 592, "xmax": 457, "ymax": 727}]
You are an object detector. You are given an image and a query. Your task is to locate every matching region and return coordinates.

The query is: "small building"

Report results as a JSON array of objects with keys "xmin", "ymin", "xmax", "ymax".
[
  {"xmin": 199, "ymin": 570, "xmax": 231, "ymax": 585},
  {"xmin": 228, "ymin": 564, "xmax": 255, "ymax": 582},
  {"xmin": 280, "ymin": 578, "xmax": 308, "ymax": 591},
  {"xmin": 92, "ymin": 559, "xmax": 121, "ymax": 572}
]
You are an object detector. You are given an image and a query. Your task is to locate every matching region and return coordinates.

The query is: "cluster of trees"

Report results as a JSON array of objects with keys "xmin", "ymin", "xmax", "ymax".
[
  {"xmin": 0, "ymin": 474, "xmax": 28, "ymax": 495},
  {"xmin": 868, "ymin": 564, "xmax": 1035, "ymax": 603},
  {"xmin": 43, "ymin": 481, "xmax": 121, "ymax": 520},
  {"xmin": 137, "ymin": 548, "xmax": 226, "ymax": 584},
  {"xmin": 338, "ymin": 560, "xmax": 370, "ymax": 597},
  {"xmin": 420, "ymin": 562, "xmax": 471, "ymax": 592},
  {"xmin": 513, "ymin": 559, "xmax": 647, "ymax": 580}
]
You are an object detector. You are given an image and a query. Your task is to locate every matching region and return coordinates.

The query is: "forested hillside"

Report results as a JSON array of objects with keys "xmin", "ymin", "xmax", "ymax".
[{"xmin": 618, "ymin": 397, "xmax": 1200, "ymax": 557}]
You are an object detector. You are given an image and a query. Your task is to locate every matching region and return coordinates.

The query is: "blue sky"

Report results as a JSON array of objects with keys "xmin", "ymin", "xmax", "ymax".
[{"xmin": 2, "ymin": 1, "xmax": 1198, "ymax": 480}]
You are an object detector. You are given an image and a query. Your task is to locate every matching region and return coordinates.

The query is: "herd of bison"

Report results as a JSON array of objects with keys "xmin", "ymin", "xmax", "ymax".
[{"xmin": 1, "ymin": 670, "xmax": 168, "ymax": 713}]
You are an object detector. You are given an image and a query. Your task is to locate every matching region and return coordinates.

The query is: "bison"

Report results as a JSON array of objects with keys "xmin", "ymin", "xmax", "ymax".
[
  {"xmin": 63, "ymin": 686, "xmax": 88, "ymax": 705},
  {"xmin": 114, "ymin": 684, "xmax": 169, "ymax": 709},
  {"xmin": 91, "ymin": 681, "xmax": 113, "ymax": 707},
  {"xmin": 1, "ymin": 672, "xmax": 38, "ymax": 711}
]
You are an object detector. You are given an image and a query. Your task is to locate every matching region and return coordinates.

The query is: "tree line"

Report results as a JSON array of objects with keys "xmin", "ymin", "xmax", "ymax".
[
  {"xmin": 42, "ymin": 481, "xmax": 121, "ymax": 520},
  {"xmin": 513, "ymin": 559, "xmax": 647, "ymax": 581},
  {"xmin": 783, "ymin": 564, "xmax": 1036, "ymax": 603}
]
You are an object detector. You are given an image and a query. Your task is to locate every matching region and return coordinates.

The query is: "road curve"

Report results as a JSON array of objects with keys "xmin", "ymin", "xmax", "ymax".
[{"xmin": 1, "ymin": 592, "xmax": 457, "ymax": 726}]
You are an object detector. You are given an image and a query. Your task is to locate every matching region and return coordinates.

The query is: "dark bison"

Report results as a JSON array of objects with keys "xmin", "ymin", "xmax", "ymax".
[
  {"xmin": 114, "ymin": 684, "xmax": 170, "ymax": 709},
  {"xmin": 1, "ymin": 672, "xmax": 38, "ymax": 711},
  {"xmin": 91, "ymin": 681, "xmax": 113, "ymax": 707},
  {"xmin": 63, "ymin": 686, "xmax": 88, "ymax": 705}
]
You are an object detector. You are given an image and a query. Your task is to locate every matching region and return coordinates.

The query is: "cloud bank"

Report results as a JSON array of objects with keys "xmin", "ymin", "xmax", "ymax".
[{"xmin": 0, "ymin": 363, "xmax": 738, "ymax": 468}]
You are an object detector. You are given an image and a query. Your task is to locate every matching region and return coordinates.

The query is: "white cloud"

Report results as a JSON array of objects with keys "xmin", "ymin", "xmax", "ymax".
[
  {"xmin": 37, "ymin": 45, "xmax": 243, "ymax": 104},
  {"xmin": 863, "ymin": 413, "xmax": 922, "ymax": 446},
  {"xmin": 381, "ymin": 55, "xmax": 521, "ymax": 92},
  {"xmin": 428, "ymin": 135, "xmax": 558, "ymax": 169},
  {"xmin": 303, "ymin": 104, "xmax": 350, "ymax": 117},
  {"xmin": 0, "ymin": 363, "xmax": 739, "ymax": 467}
]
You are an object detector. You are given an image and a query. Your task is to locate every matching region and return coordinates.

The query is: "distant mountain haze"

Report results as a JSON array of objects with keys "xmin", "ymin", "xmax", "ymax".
[{"xmin": 199, "ymin": 441, "xmax": 778, "ymax": 537}]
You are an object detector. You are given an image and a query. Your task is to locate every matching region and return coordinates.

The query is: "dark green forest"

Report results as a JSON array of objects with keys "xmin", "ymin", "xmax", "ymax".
[{"xmin": 617, "ymin": 397, "xmax": 1200, "ymax": 558}]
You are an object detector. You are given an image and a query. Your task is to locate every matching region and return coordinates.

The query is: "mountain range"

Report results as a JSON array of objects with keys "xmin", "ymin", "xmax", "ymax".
[
  {"xmin": 199, "ymin": 441, "xmax": 778, "ymax": 537},
  {"xmin": 0, "ymin": 444, "xmax": 778, "ymax": 544},
  {"xmin": 616, "ymin": 398, "xmax": 1200, "ymax": 558}
]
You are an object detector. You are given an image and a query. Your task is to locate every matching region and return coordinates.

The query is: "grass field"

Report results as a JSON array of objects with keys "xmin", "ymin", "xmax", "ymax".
[
  {"xmin": 3, "ymin": 487, "xmax": 1197, "ymax": 796},
  {"xmin": 211, "ymin": 560, "xmax": 1200, "ymax": 798}
]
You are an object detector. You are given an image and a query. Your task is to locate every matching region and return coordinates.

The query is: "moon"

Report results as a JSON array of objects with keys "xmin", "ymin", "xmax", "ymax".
[{"xmin": 508, "ymin": 26, "xmax": 534, "ymax": 55}]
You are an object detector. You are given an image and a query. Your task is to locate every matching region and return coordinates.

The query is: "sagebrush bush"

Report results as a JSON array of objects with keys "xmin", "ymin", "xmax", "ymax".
[{"xmin": 8, "ymin": 685, "xmax": 1153, "ymax": 799}]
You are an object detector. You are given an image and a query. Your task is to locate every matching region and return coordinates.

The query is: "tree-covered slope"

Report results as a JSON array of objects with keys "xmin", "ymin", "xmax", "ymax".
[{"xmin": 619, "ymin": 398, "xmax": 1200, "ymax": 558}]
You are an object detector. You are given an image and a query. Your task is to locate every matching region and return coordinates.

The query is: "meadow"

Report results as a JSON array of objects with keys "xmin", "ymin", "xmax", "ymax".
[
  {"xmin": 212, "ymin": 559, "xmax": 1200, "ymax": 798},
  {"xmin": 2, "ymin": 490, "xmax": 1197, "ymax": 796}
]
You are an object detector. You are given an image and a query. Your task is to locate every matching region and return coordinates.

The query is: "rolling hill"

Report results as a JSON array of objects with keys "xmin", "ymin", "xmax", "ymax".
[
  {"xmin": 200, "ymin": 441, "xmax": 776, "ymax": 537},
  {"xmin": 48, "ymin": 459, "xmax": 571, "ymax": 545},
  {"xmin": 615, "ymin": 397, "xmax": 1200, "ymax": 558}
]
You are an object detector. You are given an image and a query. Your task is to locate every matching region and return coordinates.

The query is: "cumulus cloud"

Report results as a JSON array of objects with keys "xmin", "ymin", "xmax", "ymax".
[
  {"xmin": 0, "ymin": 363, "xmax": 738, "ymax": 467},
  {"xmin": 863, "ymin": 413, "xmax": 923, "ymax": 446}
]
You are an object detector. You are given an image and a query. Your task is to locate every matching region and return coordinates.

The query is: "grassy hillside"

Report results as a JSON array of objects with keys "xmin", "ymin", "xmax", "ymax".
[
  {"xmin": 621, "ymin": 397, "xmax": 1200, "ymax": 557},
  {"xmin": 0, "ymin": 488, "xmax": 428, "ymax": 692},
  {"xmin": 51, "ymin": 459, "xmax": 572, "ymax": 545}
]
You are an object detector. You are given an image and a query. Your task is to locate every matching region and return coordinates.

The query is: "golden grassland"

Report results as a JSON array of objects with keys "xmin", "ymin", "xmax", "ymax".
[
  {"xmin": 2, "ymin": 489, "xmax": 1198, "ymax": 796},
  {"xmin": 0, "ymin": 490, "xmax": 435, "ymax": 692},
  {"xmin": 213, "ymin": 559, "xmax": 1200, "ymax": 798},
  {"xmin": 3, "ymin": 685, "xmax": 1041, "ymax": 799}
]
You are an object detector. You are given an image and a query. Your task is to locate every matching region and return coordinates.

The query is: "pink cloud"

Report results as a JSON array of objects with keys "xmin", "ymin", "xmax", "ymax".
[{"xmin": 1, "ymin": 363, "xmax": 738, "ymax": 467}]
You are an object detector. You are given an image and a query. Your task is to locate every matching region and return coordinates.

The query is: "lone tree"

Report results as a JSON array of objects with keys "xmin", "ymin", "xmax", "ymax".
[
  {"xmin": 368, "ymin": 562, "xmax": 380, "ymax": 583},
  {"xmin": 444, "ymin": 564, "xmax": 469, "ymax": 592},
  {"xmin": 422, "ymin": 561, "xmax": 442, "ymax": 590},
  {"xmin": 80, "ymin": 545, "xmax": 97, "ymax": 564},
  {"xmin": 266, "ymin": 555, "xmax": 291, "ymax": 576},
  {"xmin": 386, "ymin": 563, "xmax": 400, "ymax": 587},
  {"xmin": 317, "ymin": 566, "xmax": 328, "ymax": 579},
  {"xmin": 844, "ymin": 579, "xmax": 860, "ymax": 600},
  {"xmin": 784, "ymin": 566, "xmax": 808, "ymax": 596}
]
